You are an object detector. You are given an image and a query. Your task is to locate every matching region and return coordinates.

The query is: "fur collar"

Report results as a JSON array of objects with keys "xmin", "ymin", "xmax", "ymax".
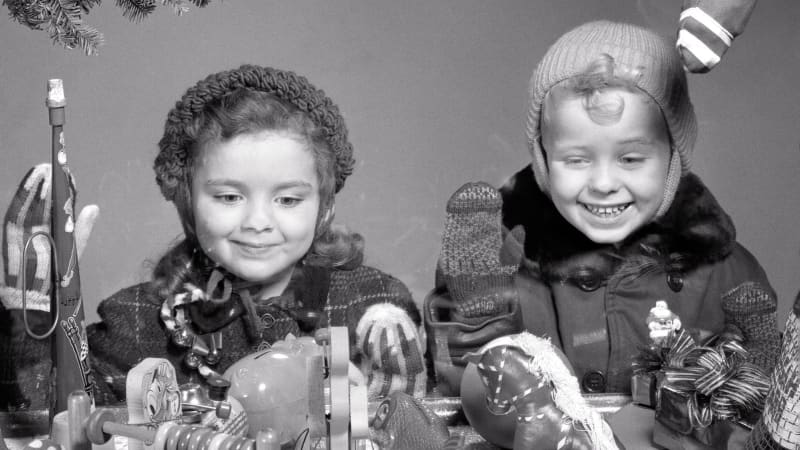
[{"xmin": 499, "ymin": 165, "xmax": 736, "ymax": 282}]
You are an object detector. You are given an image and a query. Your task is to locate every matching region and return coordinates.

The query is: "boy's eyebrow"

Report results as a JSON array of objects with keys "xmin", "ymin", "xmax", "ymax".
[{"xmin": 617, "ymin": 137, "xmax": 656, "ymax": 145}]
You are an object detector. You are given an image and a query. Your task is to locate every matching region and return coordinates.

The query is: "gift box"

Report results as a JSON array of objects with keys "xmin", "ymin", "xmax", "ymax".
[
  {"xmin": 647, "ymin": 329, "xmax": 770, "ymax": 450},
  {"xmin": 631, "ymin": 371, "xmax": 663, "ymax": 408},
  {"xmin": 653, "ymin": 386, "xmax": 750, "ymax": 449}
]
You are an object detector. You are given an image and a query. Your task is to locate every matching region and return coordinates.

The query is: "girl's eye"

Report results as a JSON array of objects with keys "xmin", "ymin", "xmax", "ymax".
[
  {"xmin": 276, "ymin": 196, "xmax": 302, "ymax": 207},
  {"xmin": 215, "ymin": 194, "xmax": 242, "ymax": 204}
]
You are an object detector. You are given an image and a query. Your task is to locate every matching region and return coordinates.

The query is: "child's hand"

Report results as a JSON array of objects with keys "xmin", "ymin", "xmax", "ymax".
[
  {"xmin": 355, "ymin": 302, "xmax": 426, "ymax": 401},
  {"xmin": 425, "ymin": 289, "xmax": 523, "ymax": 397},
  {"xmin": 1, "ymin": 164, "xmax": 98, "ymax": 319}
]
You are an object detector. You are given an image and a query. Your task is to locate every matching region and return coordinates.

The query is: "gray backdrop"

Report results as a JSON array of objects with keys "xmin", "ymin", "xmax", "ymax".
[{"xmin": 1, "ymin": 0, "xmax": 798, "ymax": 326}]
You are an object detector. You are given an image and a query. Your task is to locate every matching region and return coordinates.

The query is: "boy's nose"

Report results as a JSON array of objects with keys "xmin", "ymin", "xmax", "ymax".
[
  {"xmin": 242, "ymin": 203, "xmax": 274, "ymax": 232},
  {"xmin": 588, "ymin": 165, "xmax": 620, "ymax": 194}
]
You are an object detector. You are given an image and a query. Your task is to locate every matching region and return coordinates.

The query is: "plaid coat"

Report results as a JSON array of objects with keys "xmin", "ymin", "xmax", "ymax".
[{"xmin": 1, "ymin": 264, "xmax": 424, "ymax": 409}]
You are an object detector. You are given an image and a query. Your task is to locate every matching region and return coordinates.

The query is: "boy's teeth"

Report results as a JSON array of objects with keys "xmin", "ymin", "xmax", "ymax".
[{"xmin": 584, "ymin": 204, "xmax": 629, "ymax": 217}]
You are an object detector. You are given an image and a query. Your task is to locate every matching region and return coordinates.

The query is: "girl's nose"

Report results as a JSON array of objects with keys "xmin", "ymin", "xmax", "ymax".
[{"xmin": 242, "ymin": 203, "xmax": 274, "ymax": 232}]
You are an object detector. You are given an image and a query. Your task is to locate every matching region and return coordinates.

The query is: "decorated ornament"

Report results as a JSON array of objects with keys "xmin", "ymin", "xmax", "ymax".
[
  {"xmin": 461, "ymin": 332, "xmax": 618, "ymax": 450},
  {"xmin": 647, "ymin": 300, "xmax": 683, "ymax": 345}
]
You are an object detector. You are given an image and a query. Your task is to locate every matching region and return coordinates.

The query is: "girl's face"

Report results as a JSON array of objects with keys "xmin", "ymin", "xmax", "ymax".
[
  {"xmin": 541, "ymin": 88, "xmax": 671, "ymax": 244},
  {"xmin": 192, "ymin": 131, "xmax": 320, "ymax": 295}
]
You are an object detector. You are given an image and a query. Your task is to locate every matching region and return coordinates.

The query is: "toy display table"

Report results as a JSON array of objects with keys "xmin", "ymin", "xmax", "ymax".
[{"xmin": 1, "ymin": 394, "xmax": 654, "ymax": 450}]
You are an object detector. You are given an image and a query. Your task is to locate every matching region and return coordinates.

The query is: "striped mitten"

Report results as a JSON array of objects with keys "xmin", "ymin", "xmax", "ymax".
[
  {"xmin": 355, "ymin": 303, "xmax": 427, "ymax": 401},
  {"xmin": 1, "ymin": 164, "xmax": 53, "ymax": 315},
  {"xmin": 677, "ymin": 0, "xmax": 758, "ymax": 73},
  {"xmin": 437, "ymin": 182, "xmax": 517, "ymax": 323}
]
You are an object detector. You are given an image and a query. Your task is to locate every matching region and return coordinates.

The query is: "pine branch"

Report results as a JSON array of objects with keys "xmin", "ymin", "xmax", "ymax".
[
  {"xmin": 115, "ymin": 0, "xmax": 156, "ymax": 22},
  {"xmin": 44, "ymin": 0, "xmax": 104, "ymax": 55},
  {"xmin": 161, "ymin": 0, "xmax": 189, "ymax": 16},
  {"xmin": 190, "ymin": 0, "xmax": 209, "ymax": 7},
  {"xmin": 74, "ymin": 0, "xmax": 102, "ymax": 14}
]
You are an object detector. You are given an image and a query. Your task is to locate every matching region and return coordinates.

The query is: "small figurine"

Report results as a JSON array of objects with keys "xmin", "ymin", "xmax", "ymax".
[
  {"xmin": 647, "ymin": 300, "xmax": 682, "ymax": 345},
  {"xmin": 462, "ymin": 332, "xmax": 618, "ymax": 450}
]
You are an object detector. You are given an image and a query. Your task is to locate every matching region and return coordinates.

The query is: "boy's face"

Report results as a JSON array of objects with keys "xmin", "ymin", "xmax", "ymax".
[
  {"xmin": 541, "ymin": 88, "xmax": 671, "ymax": 244},
  {"xmin": 192, "ymin": 131, "xmax": 320, "ymax": 294}
]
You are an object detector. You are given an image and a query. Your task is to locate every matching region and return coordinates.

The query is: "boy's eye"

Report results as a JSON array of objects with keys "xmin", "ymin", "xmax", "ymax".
[
  {"xmin": 563, "ymin": 157, "xmax": 589, "ymax": 166},
  {"xmin": 620, "ymin": 155, "xmax": 646, "ymax": 165}
]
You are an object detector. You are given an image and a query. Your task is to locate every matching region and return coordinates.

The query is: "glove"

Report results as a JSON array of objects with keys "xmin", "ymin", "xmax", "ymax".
[
  {"xmin": 721, "ymin": 281, "xmax": 781, "ymax": 373},
  {"xmin": 425, "ymin": 181, "xmax": 524, "ymax": 396},
  {"xmin": 425, "ymin": 288, "xmax": 523, "ymax": 397},
  {"xmin": 677, "ymin": 0, "xmax": 758, "ymax": 73},
  {"xmin": 355, "ymin": 302, "xmax": 427, "ymax": 401},
  {"xmin": 1, "ymin": 163, "xmax": 98, "ymax": 318},
  {"xmin": 0, "ymin": 164, "xmax": 98, "ymax": 410}
]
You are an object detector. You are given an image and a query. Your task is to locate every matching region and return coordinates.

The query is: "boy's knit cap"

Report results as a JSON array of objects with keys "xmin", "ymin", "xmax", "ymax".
[{"xmin": 525, "ymin": 20, "xmax": 698, "ymax": 218}]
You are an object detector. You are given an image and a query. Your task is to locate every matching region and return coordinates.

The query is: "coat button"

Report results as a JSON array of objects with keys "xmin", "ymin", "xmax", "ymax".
[
  {"xmin": 667, "ymin": 272, "xmax": 684, "ymax": 292},
  {"xmin": 581, "ymin": 370, "xmax": 606, "ymax": 393}
]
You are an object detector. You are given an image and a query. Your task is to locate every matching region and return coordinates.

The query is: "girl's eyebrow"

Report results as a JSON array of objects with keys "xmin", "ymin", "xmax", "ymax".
[
  {"xmin": 274, "ymin": 181, "xmax": 314, "ymax": 190},
  {"xmin": 204, "ymin": 178, "xmax": 245, "ymax": 187},
  {"xmin": 204, "ymin": 179, "xmax": 314, "ymax": 190}
]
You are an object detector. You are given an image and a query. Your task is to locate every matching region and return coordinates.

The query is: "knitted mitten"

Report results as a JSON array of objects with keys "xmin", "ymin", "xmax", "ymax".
[
  {"xmin": 744, "ymin": 293, "xmax": 800, "ymax": 450},
  {"xmin": 0, "ymin": 164, "xmax": 97, "ymax": 410},
  {"xmin": 677, "ymin": 0, "xmax": 758, "ymax": 73},
  {"xmin": 1, "ymin": 164, "xmax": 53, "ymax": 410},
  {"xmin": 355, "ymin": 303, "xmax": 427, "ymax": 401},
  {"xmin": 721, "ymin": 282, "xmax": 781, "ymax": 374},
  {"xmin": 437, "ymin": 182, "xmax": 517, "ymax": 323},
  {"xmin": 2, "ymin": 164, "xmax": 53, "ymax": 315}
]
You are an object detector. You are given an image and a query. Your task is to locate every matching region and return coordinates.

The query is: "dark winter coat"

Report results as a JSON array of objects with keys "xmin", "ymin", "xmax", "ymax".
[{"xmin": 432, "ymin": 165, "xmax": 781, "ymax": 394}]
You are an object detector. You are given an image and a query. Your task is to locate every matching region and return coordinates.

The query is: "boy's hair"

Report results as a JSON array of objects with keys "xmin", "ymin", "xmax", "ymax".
[
  {"xmin": 526, "ymin": 21, "xmax": 697, "ymax": 218},
  {"xmin": 151, "ymin": 66, "xmax": 363, "ymax": 300},
  {"xmin": 542, "ymin": 54, "xmax": 649, "ymax": 127}
]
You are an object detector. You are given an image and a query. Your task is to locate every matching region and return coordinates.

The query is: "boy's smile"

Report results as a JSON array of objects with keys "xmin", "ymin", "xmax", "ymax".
[{"xmin": 541, "ymin": 87, "xmax": 672, "ymax": 244}]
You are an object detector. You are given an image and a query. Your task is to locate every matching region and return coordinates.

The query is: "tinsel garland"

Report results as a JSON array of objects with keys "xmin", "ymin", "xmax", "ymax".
[{"xmin": 2, "ymin": 0, "xmax": 211, "ymax": 55}]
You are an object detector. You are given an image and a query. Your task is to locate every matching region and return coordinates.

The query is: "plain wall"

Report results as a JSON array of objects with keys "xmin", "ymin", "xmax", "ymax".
[{"xmin": 1, "ymin": 0, "xmax": 798, "ymax": 326}]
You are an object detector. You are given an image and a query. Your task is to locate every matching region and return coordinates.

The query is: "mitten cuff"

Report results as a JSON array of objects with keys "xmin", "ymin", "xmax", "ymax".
[{"xmin": 0, "ymin": 285, "xmax": 50, "ymax": 311}]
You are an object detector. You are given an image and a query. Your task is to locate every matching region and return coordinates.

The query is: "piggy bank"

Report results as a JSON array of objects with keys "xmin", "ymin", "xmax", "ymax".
[{"xmin": 223, "ymin": 335, "xmax": 326, "ymax": 446}]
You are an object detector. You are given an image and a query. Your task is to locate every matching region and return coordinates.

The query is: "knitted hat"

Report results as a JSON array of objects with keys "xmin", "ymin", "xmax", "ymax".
[
  {"xmin": 525, "ymin": 21, "xmax": 697, "ymax": 218},
  {"xmin": 437, "ymin": 182, "xmax": 518, "ymax": 321},
  {"xmin": 154, "ymin": 65, "xmax": 355, "ymax": 203},
  {"xmin": 677, "ymin": 0, "xmax": 758, "ymax": 73}
]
